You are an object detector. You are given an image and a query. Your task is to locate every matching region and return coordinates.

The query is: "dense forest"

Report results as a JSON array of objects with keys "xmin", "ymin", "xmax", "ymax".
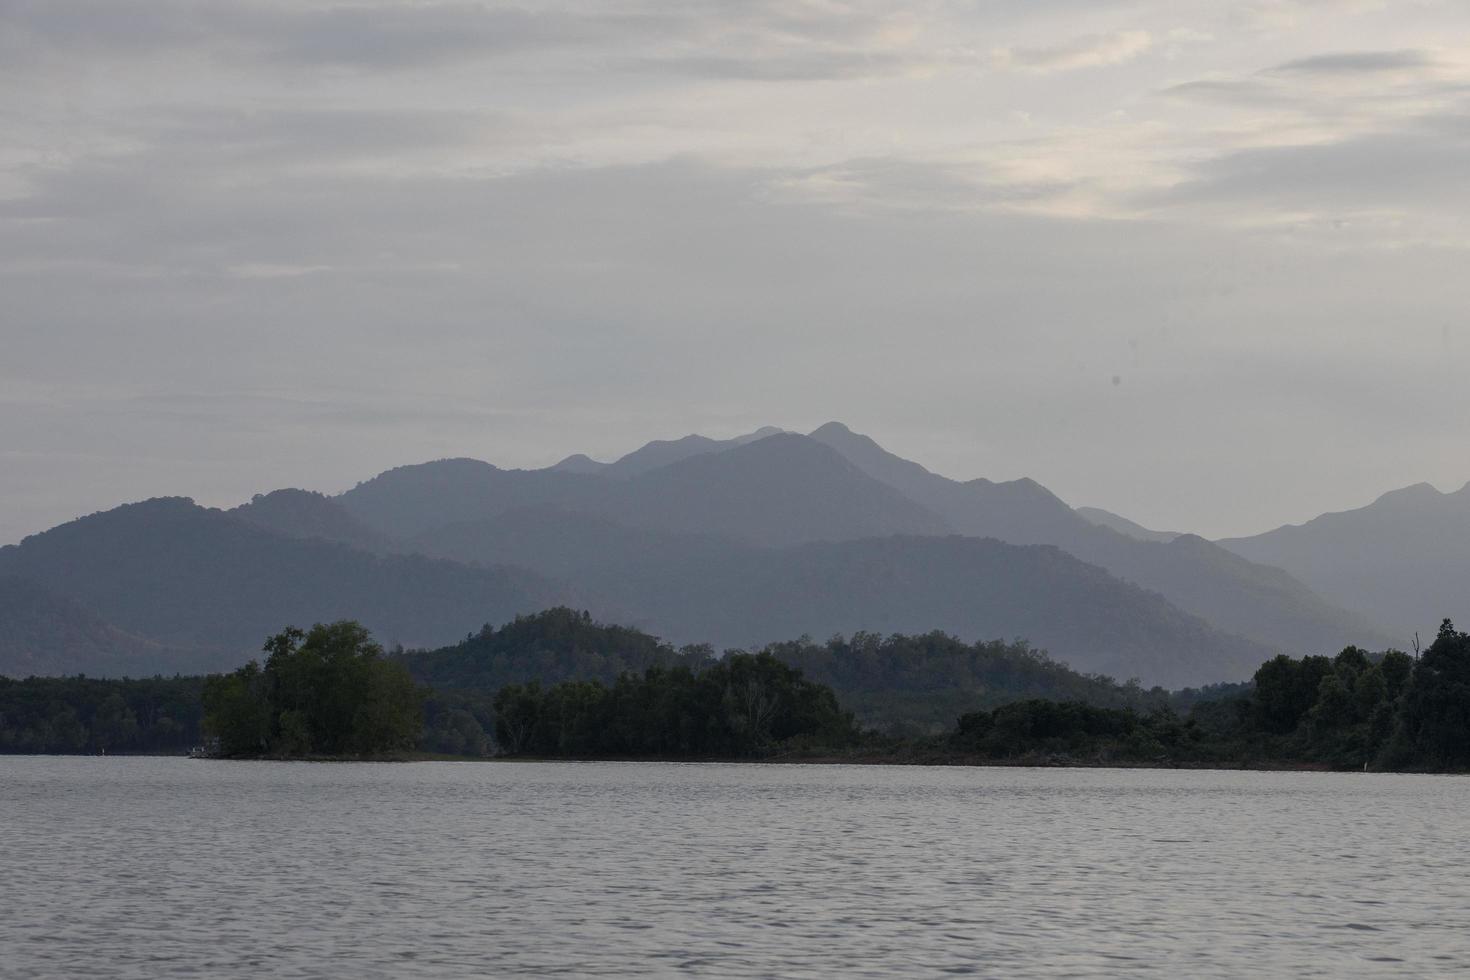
[
  {"xmin": 492, "ymin": 653, "xmax": 856, "ymax": 757},
  {"xmin": 0, "ymin": 675, "xmax": 204, "ymax": 754},
  {"xmin": 937, "ymin": 620, "xmax": 1470, "ymax": 770},
  {"xmin": 4, "ymin": 612, "xmax": 1469, "ymax": 772},
  {"xmin": 400, "ymin": 607, "xmax": 1221, "ymax": 738}
]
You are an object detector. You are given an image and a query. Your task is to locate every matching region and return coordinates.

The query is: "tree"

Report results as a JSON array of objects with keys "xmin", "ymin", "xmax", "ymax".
[
  {"xmin": 1395, "ymin": 620, "xmax": 1470, "ymax": 769},
  {"xmin": 203, "ymin": 622, "xmax": 423, "ymax": 757}
]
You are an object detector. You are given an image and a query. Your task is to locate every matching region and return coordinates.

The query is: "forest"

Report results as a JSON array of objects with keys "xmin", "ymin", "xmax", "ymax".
[{"xmin": 3, "ymin": 611, "xmax": 1468, "ymax": 771}]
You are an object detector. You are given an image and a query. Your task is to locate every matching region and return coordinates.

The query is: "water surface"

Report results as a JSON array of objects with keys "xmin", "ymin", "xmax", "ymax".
[{"xmin": 4, "ymin": 757, "xmax": 1468, "ymax": 977}]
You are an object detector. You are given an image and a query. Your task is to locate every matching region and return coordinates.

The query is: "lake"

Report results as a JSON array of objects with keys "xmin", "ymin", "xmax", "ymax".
[{"xmin": 3, "ymin": 757, "xmax": 1468, "ymax": 977}]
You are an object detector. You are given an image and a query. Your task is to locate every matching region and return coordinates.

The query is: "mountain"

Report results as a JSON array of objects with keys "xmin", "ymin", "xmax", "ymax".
[
  {"xmin": 605, "ymin": 434, "xmax": 948, "ymax": 546},
  {"xmin": 808, "ymin": 421, "xmax": 1078, "ymax": 542},
  {"xmin": 1219, "ymin": 482, "xmax": 1470, "ymax": 640},
  {"xmin": 232, "ymin": 488, "xmax": 396, "ymax": 553},
  {"xmin": 5, "ymin": 420, "xmax": 1390, "ymax": 685},
  {"xmin": 808, "ymin": 421, "xmax": 1387, "ymax": 655},
  {"xmin": 346, "ymin": 433, "xmax": 948, "ymax": 548},
  {"xmin": 406, "ymin": 511, "xmax": 1269, "ymax": 687},
  {"xmin": 0, "ymin": 498, "xmax": 571, "ymax": 670},
  {"xmin": 549, "ymin": 426, "xmax": 785, "ymax": 478},
  {"xmin": 0, "ymin": 576, "xmax": 202, "ymax": 678},
  {"xmin": 1076, "ymin": 506, "xmax": 1180, "ymax": 543},
  {"xmin": 579, "ymin": 535, "xmax": 1272, "ymax": 688},
  {"xmin": 338, "ymin": 459, "xmax": 607, "ymax": 539},
  {"xmin": 412, "ymin": 507, "xmax": 744, "ymax": 579}
]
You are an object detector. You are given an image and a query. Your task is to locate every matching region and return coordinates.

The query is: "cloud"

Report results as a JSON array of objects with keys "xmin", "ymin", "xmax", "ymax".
[
  {"xmin": 993, "ymin": 31, "xmax": 1152, "ymax": 73},
  {"xmin": 1150, "ymin": 107, "xmax": 1470, "ymax": 219},
  {"xmin": 0, "ymin": 0, "xmax": 928, "ymax": 77},
  {"xmin": 620, "ymin": 50, "xmax": 914, "ymax": 82},
  {"xmin": 1269, "ymin": 49, "xmax": 1437, "ymax": 74}
]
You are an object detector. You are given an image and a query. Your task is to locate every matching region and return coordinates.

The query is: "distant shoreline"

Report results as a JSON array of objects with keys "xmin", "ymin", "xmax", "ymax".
[{"xmin": 17, "ymin": 750, "xmax": 1463, "ymax": 774}]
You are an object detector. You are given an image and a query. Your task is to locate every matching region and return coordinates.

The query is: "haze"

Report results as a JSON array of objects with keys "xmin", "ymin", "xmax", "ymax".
[{"xmin": 4, "ymin": 0, "xmax": 1469, "ymax": 545}]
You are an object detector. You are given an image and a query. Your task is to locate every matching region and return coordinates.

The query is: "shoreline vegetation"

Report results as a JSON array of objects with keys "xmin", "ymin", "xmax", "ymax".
[{"xmin": 2, "ymin": 608, "xmax": 1468, "ymax": 773}]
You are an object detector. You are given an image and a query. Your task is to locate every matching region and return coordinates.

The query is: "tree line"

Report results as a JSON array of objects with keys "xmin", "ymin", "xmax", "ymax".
[
  {"xmin": 0, "ymin": 675, "xmax": 205, "ymax": 754},
  {"xmin": 942, "ymin": 620, "xmax": 1470, "ymax": 770},
  {"xmin": 4, "ymin": 613, "xmax": 1469, "ymax": 771},
  {"xmin": 491, "ymin": 652, "xmax": 856, "ymax": 758}
]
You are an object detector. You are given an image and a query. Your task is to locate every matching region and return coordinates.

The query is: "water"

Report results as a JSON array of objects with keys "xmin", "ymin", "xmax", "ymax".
[{"xmin": 3, "ymin": 758, "xmax": 1468, "ymax": 978}]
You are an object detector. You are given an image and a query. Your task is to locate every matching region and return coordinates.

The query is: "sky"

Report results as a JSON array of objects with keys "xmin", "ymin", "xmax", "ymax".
[{"xmin": 2, "ymin": 0, "xmax": 1468, "ymax": 545}]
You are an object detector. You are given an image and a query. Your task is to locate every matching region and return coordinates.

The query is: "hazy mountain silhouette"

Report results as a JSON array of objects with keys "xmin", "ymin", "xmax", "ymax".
[
  {"xmin": 0, "ymin": 498, "xmax": 570, "ymax": 670},
  {"xmin": 549, "ymin": 426, "xmax": 786, "ymax": 478},
  {"xmin": 807, "ymin": 421, "xmax": 1388, "ymax": 654},
  {"xmin": 1076, "ymin": 506, "xmax": 1180, "ymax": 543},
  {"xmin": 582, "ymin": 535, "xmax": 1272, "ymax": 688},
  {"xmin": 3, "ymin": 421, "xmax": 1395, "ymax": 685},
  {"xmin": 1219, "ymin": 482, "xmax": 1470, "ymax": 640},
  {"xmin": 338, "ymin": 459, "xmax": 608, "ymax": 539},
  {"xmin": 0, "ymin": 576, "xmax": 203, "ymax": 678},
  {"xmin": 345, "ymin": 433, "xmax": 948, "ymax": 548},
  {"xmin": 407, "ymin": 509, "xmax": 1268, "ymax": 687},
  {"xmin": 606, "ymin": 434, "xmax": 948, "ymax": 546},
  {"xmin": 232, "ymin": 488, "xmax": 396, "ymax": 553},
  {"xmin": 412, "ymin": 507, "xmax": 745, "ymax": 579}
]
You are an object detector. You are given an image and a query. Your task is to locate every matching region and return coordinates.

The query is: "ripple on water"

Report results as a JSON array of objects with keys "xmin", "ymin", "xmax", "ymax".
[{"xmin": 2, "ymin": 758, "xmax": 1469, "ymax": 978}]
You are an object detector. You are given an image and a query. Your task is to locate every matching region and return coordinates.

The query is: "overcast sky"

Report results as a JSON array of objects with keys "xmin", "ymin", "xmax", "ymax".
[{"xmin": 3, "ymin": 0, "xmax": 1468, "ymax": 544}]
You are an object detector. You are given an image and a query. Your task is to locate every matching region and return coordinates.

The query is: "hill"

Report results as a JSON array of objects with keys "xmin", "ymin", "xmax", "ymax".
[
  {"xmin": 1219, "ymin": 482, "xmax": 1470, "ymax": 640},
  {"xmin": 0, "ymin": 498, "xmax": 571, "ymax": 672},
  {"xmin": 231, "ymin": 488, "xmax": 397, "ymax": 553},
  {"xmin": 0, "ymin": 576, "xmax": 207, "ymax": 678},
  {"xmin": 398, "ymin": 607, "xmax": 1210, "ymax": 731}
]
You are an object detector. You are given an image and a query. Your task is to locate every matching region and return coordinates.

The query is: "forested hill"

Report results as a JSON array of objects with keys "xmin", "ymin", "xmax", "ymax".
[
  {"xmin": 399, "ymin": 608, "xmax": 707, "ymax": 692},
  {"xmin": 398, "ymin": 607, "xmax": 1209, "ymax": 731}
]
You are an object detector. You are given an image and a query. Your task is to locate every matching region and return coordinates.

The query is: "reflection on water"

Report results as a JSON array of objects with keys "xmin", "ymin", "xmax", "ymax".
[{"xmin": 3, "ymin": 757, "xmax": 1468, "ymax": 977}]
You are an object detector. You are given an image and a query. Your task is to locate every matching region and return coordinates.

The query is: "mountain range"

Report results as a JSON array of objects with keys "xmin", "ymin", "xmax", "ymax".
[
  {"xmin": 0, "ymin": 421, "xmax": 1437, "ymax": 688},
  {"xmin": 1219, "ymin": 482, "xmax": 1470, "ymax": 641}
]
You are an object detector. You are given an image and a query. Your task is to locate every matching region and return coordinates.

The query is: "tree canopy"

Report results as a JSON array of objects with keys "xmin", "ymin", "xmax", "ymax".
[{"xmin": 203, "ymin": 621, "xmax": 423, "ymax": 757}]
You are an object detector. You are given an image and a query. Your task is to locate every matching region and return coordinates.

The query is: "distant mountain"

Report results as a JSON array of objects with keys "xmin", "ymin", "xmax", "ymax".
[
  {"xmin": 549, "ymin": 426, "xmax": 785, "ymax": 478},
  {"xmin": 407, "ymin": 508, "xmax": 1269, "ymax": 687},
  {"xmin": 808, "ymin": 421, "xmax": 1078, "ymax": 542},
  {"xmin": 338, "ymin": 459, "xmax": 606, "ymax": 539},
  {"xmin": 606, "ymin": 434, "xmax": 948, "ymax": 546},
  {"xmin": 1076, "ymin": 506, "xmax": 1180, "ymax": 543},
  {"xmin": 346, "ymin": 433, "xmax": 948, "ymax": 548},
  {"xmin": 4, "ymin": 420, "xmax": 1392, "ymax": 685},
  {"xmin": 582, "ymin": 535, "xmax": 1273, "ymax": 688},
  {"xmin": 808, "ymin": 422, "xmax": 1387, "ymax": 655},
  {"xmin": 0, "ymin": 498, "xmax": 571, "ymax": 670},
  {"xmin": 1219, "ymin": 482, "xmax": 1470, "ymax": 640},
  {"xmin": 0, "ymin": 576, "xmax": 203, "ymax": 678},
  {"xmin": 232, "ymin": 488, "xmax": 397, "ymax": 553},
  {"xmin": 412, "ymin": 507, "xmax": 744, "ymax": 579}
]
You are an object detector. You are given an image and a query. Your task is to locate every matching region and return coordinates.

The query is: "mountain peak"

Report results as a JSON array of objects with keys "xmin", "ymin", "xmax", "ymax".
[
  {"xmin": 550, "ymin": 453, "xmax": 608, "ymax": 475},
  {"xmin": 1372, "ymin": 482, "xmax": 1443, "ymax": 507}
]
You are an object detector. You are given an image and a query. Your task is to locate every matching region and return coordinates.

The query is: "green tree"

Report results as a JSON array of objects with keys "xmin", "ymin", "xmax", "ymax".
[
  {"xmin": 203, "ymin": 622, "xmax": 423, "ymax": 757},
  {"xmin": 1394, "ymin": 620, "xmax": 1470, "ymax": 769}
]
